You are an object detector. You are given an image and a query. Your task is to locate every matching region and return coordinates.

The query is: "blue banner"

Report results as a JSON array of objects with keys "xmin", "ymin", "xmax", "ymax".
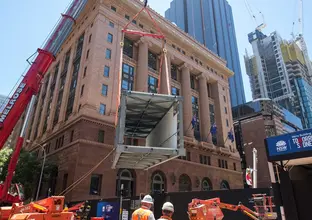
[
  {"xmin": 96, "ymin": 201, "xmax": 120, "ymax": 220},
  {"xmin": 266, "ymin": 128, "xmax": 312, "ymax": 161}
]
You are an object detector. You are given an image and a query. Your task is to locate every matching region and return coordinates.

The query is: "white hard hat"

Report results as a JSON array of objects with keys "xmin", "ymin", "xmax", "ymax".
[
  {"xmin": 162, "ymin": 202, "xmax": 174, "ymax": 212},
  {"xmin": 141, "ymin": 195, "xmax": 154, "ymax": 204}
]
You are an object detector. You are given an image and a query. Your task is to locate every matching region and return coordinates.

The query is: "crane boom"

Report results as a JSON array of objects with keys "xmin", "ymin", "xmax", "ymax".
[{"xmin": 0, "ymin": 0, "xmax": 88, "ymax": 203}]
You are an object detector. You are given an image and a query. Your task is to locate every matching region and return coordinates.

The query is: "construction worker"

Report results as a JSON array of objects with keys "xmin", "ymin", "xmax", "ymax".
[
  {"xmin": 132, "ymin": 194, "xmax": 155, "ymax": 220},
  {"xmin": 158, "ymin": 202, "xmax": 174, "ymax": 220}
]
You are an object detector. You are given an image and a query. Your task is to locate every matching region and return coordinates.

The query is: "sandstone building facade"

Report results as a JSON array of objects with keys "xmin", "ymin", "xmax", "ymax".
[{"xmin": 25, "ymin": 0, "xmax": 243, "ymax": 202}]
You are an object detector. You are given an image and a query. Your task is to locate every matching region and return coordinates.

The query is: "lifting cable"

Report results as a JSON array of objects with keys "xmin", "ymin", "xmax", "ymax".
[
  {"xmin": 58, "ymin": 147, "xmax": 116, "ymax": 196},
  {"xmin": 115, "ymin": 0, "xmax": 170, "ymax": 126}
]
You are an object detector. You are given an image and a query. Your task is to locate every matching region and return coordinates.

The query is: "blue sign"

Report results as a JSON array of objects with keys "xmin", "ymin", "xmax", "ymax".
[
  {"xmin": 96, "ymin": 201, "xmax": 120, "ymax": 220},
  {"xmin": 266, "ymin": 128, "xmax": 312, "ymax": 161}
]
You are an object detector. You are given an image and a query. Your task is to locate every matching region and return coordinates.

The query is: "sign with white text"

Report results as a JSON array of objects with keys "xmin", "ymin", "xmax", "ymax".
[{"xmin": 265, "ymin": 128, "xmax": 312, "ymax": 161}]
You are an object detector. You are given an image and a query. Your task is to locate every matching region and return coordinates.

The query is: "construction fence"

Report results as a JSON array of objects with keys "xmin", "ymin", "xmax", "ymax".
[{"xmin": 69, "ymin": 188, "xmax": 282, "ymax": 220}]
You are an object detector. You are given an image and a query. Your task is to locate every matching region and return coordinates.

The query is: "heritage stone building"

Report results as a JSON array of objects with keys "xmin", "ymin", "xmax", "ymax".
[{"xmin": 25, "ymin": 0, "xmax": 243, "ymax": 202}]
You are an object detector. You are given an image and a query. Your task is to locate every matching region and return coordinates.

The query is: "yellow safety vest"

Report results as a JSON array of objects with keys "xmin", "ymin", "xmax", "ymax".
[{"xmin": 132, "ymin": 207, "xmax": 153, "ymax": 220}]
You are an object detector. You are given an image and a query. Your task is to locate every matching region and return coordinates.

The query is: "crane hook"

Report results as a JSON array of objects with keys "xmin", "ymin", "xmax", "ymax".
[{"xmin": 144, "ymin": 0, "xmax": 148, "ymax": 7}]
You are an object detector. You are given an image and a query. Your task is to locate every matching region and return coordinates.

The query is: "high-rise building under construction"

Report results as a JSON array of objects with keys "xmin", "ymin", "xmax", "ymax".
[{"xmin": 245, "ymin": 29, "xmax": 312, "ymax": 128}]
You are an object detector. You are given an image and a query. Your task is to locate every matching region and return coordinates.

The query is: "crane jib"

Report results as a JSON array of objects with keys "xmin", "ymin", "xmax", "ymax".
[{"xmin": 0, "ymin": 83, "xmax": 26, "ymax": 123}]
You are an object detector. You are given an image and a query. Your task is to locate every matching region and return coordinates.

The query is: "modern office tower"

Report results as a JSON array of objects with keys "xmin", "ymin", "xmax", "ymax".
[
  {"xmin": 245, "ymin": 29, "xmax": 312, "ymax": 128},
  {"xmin": 25, "ymin": 0, "xmax": 242, "ymax": 202},
  {"xmin": 165, "ymin": 0, "xmax": 246, "ymax": 107}
]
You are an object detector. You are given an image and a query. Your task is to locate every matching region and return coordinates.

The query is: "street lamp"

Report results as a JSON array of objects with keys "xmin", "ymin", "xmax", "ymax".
[{"xmin": 26, "ymin": 140, "xmax": 47, "ymax": 200}]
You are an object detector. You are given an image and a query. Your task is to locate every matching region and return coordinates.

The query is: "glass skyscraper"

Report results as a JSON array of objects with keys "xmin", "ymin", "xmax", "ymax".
[{"xmin": 165, "ymin": 0, "xmax": 246, "ymax": 107}]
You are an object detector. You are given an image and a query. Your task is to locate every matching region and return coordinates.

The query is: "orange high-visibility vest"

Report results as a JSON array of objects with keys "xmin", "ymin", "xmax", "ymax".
[{"xmin": 132, "ymin": 207, "xmax": 153, "ymax": 220}]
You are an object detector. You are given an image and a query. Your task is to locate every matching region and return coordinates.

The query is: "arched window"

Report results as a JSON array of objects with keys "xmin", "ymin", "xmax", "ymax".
[
  {"xmin": 201, "ymin": 178, "xmax": 213, "ymax": 191},
  {"xmin": 179, "ymin": 174, "xmax": 192, "ymax": 192},
  {"xmin": 116, "ymin": 169, "xmax": 136, "ymax": 197},
  {"xmin": 220, "ymin": 180, "xmax": 230, "ymax": 190},
  {"xmin": 151, "ymin": 171, "xmax": 166, "ymax": 194}
]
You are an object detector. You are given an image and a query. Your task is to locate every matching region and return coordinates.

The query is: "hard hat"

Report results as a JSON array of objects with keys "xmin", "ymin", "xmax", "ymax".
[
  {"xmin": 162, "ymin": 202, "xmax": 174, "ymax": 212},
  {"xmin": 141, "ymin": 195, "xmax": 154, "ymax": 204}
]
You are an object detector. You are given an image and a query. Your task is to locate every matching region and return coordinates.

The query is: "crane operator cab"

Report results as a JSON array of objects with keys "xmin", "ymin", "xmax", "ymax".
[{"xmin": 0, "ymin": 183, "xmax": 24, "ymax": 204}]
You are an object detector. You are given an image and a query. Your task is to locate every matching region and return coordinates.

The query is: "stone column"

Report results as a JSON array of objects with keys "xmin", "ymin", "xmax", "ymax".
[
  {"xmin": 180, "ymin": 63, "xmax": 193, "ymax": 137},
  {"xmin": 135, "ymin": 37, "xmax": 149, "ymax": 92},
  {"xmin": 211, "ymin": 82, "xmax": 225, "ymax": 146},
  {"xmin": 159, "ymin": 53, "xmax": 172, "ymax": 95},
  {"xmin": 198, "ymin": 74, "xmax": 212, "ymax": 143}
]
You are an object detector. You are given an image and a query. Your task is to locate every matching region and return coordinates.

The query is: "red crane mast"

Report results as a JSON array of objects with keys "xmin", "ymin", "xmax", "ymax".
[{"xmin": 0, "ymin": 0, "xmax": 88, "ymax": 203}]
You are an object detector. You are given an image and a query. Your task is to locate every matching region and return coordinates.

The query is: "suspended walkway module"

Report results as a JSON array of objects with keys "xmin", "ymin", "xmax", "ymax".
[{"xmin": 112, "ymin": 91, "xmax": 185, "ymax": 170}]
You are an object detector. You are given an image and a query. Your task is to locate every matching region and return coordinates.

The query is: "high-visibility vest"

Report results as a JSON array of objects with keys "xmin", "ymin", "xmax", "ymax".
[{"xmin": 132, "ymin": 207, "xmax": 153, "ymax": 220}]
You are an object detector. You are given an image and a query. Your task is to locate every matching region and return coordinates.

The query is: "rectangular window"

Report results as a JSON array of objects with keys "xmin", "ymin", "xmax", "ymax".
[
  {"xmin": 233, "ymin": 163, "xmax": 236, "ymax": 171},
  {"xmin": 102, "ymin": 84, "xmax": 108, "ymax": 96},
  {"xmin": 98, "ymin": 130, "xmax": 105, "ymax": 143},
  {"xmin": 218, "ymin": 159, "xmax": 221, "ymax": 168},
  {"xmin": 70, "ymin": 130, "xmax": 74, "ymax": 142},
  {"xmin": 89, "ymin": 34, "xmax": 92, "ymax": 43},
  {"xmin": 148, "ymin": 51, "xmax": 157, "ymax": 70},
  {"xmin": 107, "ymin": 33, "xmax": 113, "ymax": 43},
  {"xmin": 171, "ymin": 64, "xmax": 178, "ymax": 80},
  {"xmin": 109, "ymin": 21, "xmax": 114, "ymax": 28},
  {"xmin": 111, "ymin": 6, "xmax": 116, "ymax": 11},
  {"xmin": 171, "ymin": 87, "xmax": 180, "ymax": 96},
  {"xmin": 80, "ymin": 85, "xmax": 84, "ymax": 97},
  {"xmin": 123, "ymin": 37, "xmax": 134, "ymax": 58},
  {"xmin": 86, "ymin": 49, "xmax": 89, "ymax": 59},
  {"xmin": 225, "ymin": 161, "xmax": 228, "ymax": 169},
  {"xmin": 148, "ymin": 75, "xmax": 158, "ymax": 93},
  {"xmin": 125, "ymin": 14, "xmax": 130, "ymax": 20},
  {"xmin": 223, "ymin": 95, "xmax": 226, "ymax": 102},
  {"xmin": 190, "ymin": 75, "xmax": 195, "ymax": 89},
  {"xmin": 90, "ymin": 174, "xmax": 102, "ymax": 195},
  {"xmin": 226, "ymin": 119, "xmax": 229, "ymax": 127},
  {"xmin": 83, "ymin": 66, "xmax": 87, "ymax": 77},
  {"xmin": 192, "ymin": 96, "xmax": 199, "ymax": 131},
  {"xmin": 62, "ymin": 173, "xmax": 68, "ymax": 191},
  {"xmin": 139, "ymin": 23, "xmax": 144, "ymax": 29},
  {"xmin": 104, "ymin": 66, "xmax": 110, "ymax": 77},
  {"xmin": 186, "ymin": 151, "xmax": 191, "ymax": 161},
  {"xmin": 99, "ymin": 103, "xmax": 106, "ymax": 115},
  {"xmin": 105, "ymin": 49, "xmax": 112, "ymax": 59},
  {"xmin": 122, "ymin": 63, "xmax": 134, "ymax": 91},
  {"xmin": 225, "ymin": 107, "xmax": 227, "ymax": 114},
  {"xmin": 132, "ymin": 20, "xmax": 137, "ymax": 24}
]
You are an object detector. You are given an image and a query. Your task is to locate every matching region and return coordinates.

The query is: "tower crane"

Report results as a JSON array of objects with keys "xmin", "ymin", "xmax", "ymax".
[
  {"xmin": 291, "ymin": 0, "xmax": 312, "ymax": 77},
  {"xmin": 244, "ymin": 0, "xmax": 266, "ymax": 31}
]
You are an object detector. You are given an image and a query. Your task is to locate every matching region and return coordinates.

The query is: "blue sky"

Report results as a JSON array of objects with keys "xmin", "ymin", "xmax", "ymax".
[{"xmin": 1, "ymin": 0, "xmax": 311, "ymax": 103}]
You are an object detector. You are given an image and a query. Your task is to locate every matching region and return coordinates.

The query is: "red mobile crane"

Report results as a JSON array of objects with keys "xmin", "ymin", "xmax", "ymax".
[{"xmin": 0, "ymin": 0, "xmax": 88, "ymax": 204}]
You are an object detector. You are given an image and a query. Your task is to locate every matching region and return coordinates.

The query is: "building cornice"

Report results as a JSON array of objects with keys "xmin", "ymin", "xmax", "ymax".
[{"xmin": 113, "ymin": 0, "xmax": 233, "ymax": 77}]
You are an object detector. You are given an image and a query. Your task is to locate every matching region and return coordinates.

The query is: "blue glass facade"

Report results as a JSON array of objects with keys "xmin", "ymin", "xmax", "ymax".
[
  {"xmin": 295, "ymin": 78, "xmax": 312, "ymax": 128},
  {"xmin": 165, "ymin": 0, "xmax": 246, "ymax": 107},
  {"xmin": 282, "ymin": 108, "xmax": 303, "ymax": 130}
]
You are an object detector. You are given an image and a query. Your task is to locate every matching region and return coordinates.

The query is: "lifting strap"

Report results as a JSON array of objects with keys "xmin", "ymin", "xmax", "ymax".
[{"xmin": 115, "ymin": 0, "xmax": 170, "ymax": 126}]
